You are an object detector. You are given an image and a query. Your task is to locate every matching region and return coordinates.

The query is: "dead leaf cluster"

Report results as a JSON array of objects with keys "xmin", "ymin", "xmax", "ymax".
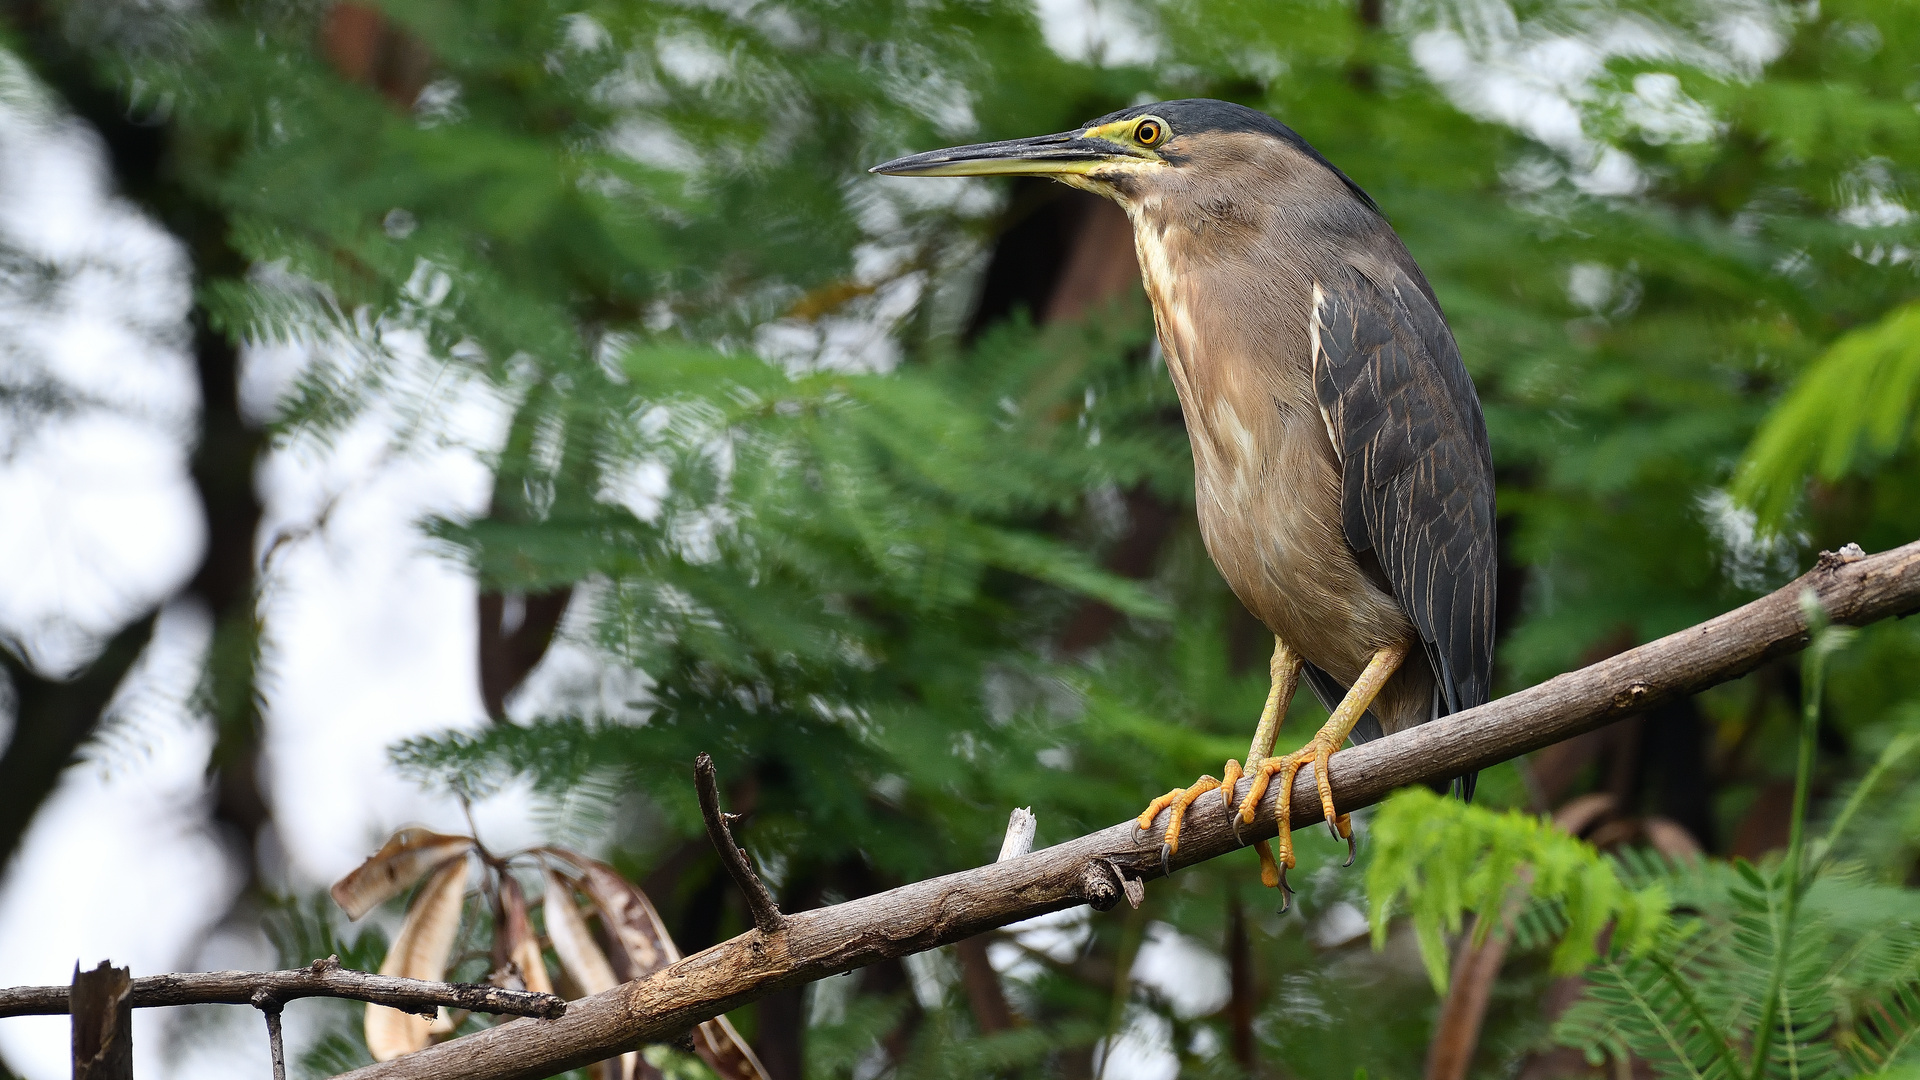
[{"xmin": 331, "ymin": 826, "xmax": 768, "ymax": 1080}]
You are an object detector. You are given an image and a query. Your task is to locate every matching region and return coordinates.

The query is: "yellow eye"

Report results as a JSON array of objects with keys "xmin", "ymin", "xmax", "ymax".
[{"xmin": 1134, "ymin": 119, "xmax": 1164, "ymax": 146}]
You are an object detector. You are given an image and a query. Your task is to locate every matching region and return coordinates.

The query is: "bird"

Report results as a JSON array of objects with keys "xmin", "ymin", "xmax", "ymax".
[{"xmin": 872, "ymin": 99, "xmax": 1495, "ymax": 906}]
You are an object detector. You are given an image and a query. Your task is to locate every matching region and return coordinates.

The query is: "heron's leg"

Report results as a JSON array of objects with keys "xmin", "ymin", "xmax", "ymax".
[
  {"xmin": 1136, "ymin": 637, "xmax": 1302, "ymax": 875},
  {"xmin": 1229, "ymin": 639, "xmax": 1301, "ymax": 886},
  {"xmin": 1235, "ymin": 640, "xmax": 1410, "ymax": 906}
]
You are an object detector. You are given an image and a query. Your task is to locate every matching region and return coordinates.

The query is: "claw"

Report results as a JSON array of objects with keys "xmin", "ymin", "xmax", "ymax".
[
  {"xmin": 1230, "ymin": 813, "xmax": 1244, "ymax": 844},
  {"xmin": 1159, "ymin": 842, "xmax": 1172, "ymax": 876},
  {"xmin": 1320, "ymin": 811, "xmax": 1354, "ymax": 865},
  {"xmin": 1276, "ymin": 864, "xmax": 1293, "ymax": 914},
  {"xmin": 1255, "ymin": 839, "xmax": 1281, "ymax": 889}
]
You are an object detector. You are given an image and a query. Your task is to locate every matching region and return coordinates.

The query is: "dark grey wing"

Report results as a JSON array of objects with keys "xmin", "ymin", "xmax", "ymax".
[{"xmin": 1311, "ymin": 264, "xmax": 1496, "ymax": 764}]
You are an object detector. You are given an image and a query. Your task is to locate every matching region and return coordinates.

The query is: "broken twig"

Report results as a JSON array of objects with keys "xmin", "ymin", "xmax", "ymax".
[
  {"xmin": 998, "ymin": 808, "xmax": 1037, "ymax": 862},
  {"xmin": 694, "ymin": 752, "xmax": 785, "ymax": 936},
  {"xmin": 70, "ymin": 962, "xmax": 132, "ymax": 1080}
]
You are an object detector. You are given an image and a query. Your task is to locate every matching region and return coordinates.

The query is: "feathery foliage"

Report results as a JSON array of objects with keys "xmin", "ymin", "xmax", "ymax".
[
  {"xmin": 1737, "ymin": 303, "xmax": 1920, "ymax": 528},
  {"xmin": 1368, "ymin": 787, "xmax": 1672, "ymax": 992}
]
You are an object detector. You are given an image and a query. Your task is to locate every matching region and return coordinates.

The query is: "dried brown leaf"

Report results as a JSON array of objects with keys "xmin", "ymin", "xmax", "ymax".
[
  {"xmin": 544, "ymin": 868, "xmax": 640, "ymax": 1080},
  {"xmin": 497, "ymin": 875, "xmax": 553, "ymax": 996},
  {"xmin": 331, "ymin": 827, "xmax": 474, "ymax": 920},
  {"xmin": 694, "ymin": 1014, "xmax": 772, "ymax": 1080},
  {"xmin": 573, "ymin": 857, "xmax": 769, "ymax": 1080},
  {"xmin": 365, "ymin": 857, "xmax": 470, "ymax": 1061},
  {"xmin": 543, "ymin": 869, "xmax": 617, "ymax": 997},
  {"xmin": 576, "ymin": 861, "xmax": 678, "ymax": 979}
]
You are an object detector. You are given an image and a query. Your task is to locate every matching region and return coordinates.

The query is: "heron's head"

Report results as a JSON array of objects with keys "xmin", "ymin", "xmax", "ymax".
[{"xmin": 870, "ymin": 99, "xmax": 1377, "ymax": 217}]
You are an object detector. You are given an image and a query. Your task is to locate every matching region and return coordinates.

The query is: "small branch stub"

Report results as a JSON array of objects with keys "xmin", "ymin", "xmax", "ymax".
[
  {"xmin": 997, "ymin": 808, "xmax": 1037, "ymax": 862},
  {"xmin": 694, "ymin": 752, "xmax": 785, "ymax": 936},
  {"xmin": 1106, "ymin": 860, "xmax": 1146, "ymax": 910},
  {"xmin": 1079, "ymin": 862, "xmax": 1120, "ymax": 912},
  {"xmin": 71, "ymin": 961, "xmax": 132, "ymax": 1080}
]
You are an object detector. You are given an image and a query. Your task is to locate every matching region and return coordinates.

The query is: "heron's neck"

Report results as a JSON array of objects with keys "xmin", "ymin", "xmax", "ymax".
[{"xmin": 1118, "ymin": 200, "xmax": 1209, "ymax": 416}]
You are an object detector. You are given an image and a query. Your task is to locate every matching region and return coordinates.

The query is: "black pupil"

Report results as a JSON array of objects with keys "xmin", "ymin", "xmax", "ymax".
[{"xmin": 1139, "ymin": 122, "xmax": 1159, "ymax": 143}]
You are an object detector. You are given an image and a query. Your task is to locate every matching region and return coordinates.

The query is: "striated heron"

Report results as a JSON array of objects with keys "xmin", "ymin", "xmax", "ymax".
[{"xmin": 873, "ymin": 99, "xmax": 1496, "ymax": 905}]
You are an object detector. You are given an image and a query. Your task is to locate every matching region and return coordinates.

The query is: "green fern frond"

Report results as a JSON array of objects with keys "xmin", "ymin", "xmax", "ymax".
[
  {"xmin": 1734, "ymin": 301, "xmax": 1920, "ymax": 527},
  {"xmin": 1366, "ymin": 787, "xmax": 1672, "ymax": 992},
  {"xmin": 1846, "ymin": 979, "xmax": 1920, "ymax": 1073},
  {"xmin": 1561, "ymin": 945, "xmax": 1744, "ymax": 1080}
]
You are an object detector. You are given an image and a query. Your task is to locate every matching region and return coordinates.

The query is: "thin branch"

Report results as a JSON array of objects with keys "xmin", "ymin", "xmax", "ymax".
[
  {"xmin": 0, "ymin": 956, "xmax": 565, "ymax": 1021},
  {"xmin": 257, "ymin": 994, "xmax": 287, "ymax": 1080},
  {"xmin": 314, "ymin": 540, "xmax": 1920, "ymax": 1080},
  {"xmin": 1424, "ymin": 796, "xmax": 1611, "ymax": 1079},
  {"xmin": 1424, "ymin": 892, "xmax": 1521, "ymax": 1080},
  {"xmin": 694, "ymin": 751, "xmax": 785, "ymax": 935}
]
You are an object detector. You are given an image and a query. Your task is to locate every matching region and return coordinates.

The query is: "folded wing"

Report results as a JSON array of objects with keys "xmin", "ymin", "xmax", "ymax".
[{"xmin": 1309, "ymin": 265, "xmax": 1497, "ymax": 749}]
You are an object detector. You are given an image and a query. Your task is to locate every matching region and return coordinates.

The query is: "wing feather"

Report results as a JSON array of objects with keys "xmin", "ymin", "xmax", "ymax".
[{"xmin": 1311, "ymin": 266, "xmax": 1496, "ymax": 732}]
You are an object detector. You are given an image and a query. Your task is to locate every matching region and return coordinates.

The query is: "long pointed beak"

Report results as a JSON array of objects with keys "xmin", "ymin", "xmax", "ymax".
[{"xmin": 869, "ymin": 130, "xmax": 1131, "ymax": 177}]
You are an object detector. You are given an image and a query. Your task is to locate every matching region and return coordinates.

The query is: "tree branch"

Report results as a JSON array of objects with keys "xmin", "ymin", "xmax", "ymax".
[
  {"xmin": 320, "ymin": 540, "xmax": 1920, "ymax": 1080},
  {"xmin": 0, "ymin": 614, "xmax": 157, "ymax": 870},
  {"xmin": 0, "ymin": 956, "xmax": 566, "ymax": 1021}
]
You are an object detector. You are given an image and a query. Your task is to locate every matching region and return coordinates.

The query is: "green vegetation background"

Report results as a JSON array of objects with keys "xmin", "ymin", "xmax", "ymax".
[{"xmin": 7, "ymin": 0, "xmax": 1920, "ymax": 1075}]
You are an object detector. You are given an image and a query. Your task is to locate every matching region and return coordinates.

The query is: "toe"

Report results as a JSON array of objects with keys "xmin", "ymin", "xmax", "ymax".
[
  {"xmin": 1311, "ymin": 744, "xmax": 1341, "ymax": 832},
  {"xmin": 1219, "ymin": 760, "xmax": 1243, "ymax": 814},
  {"xmin": 1237, "ymin": 759, "xmax": 1282, "ymax": 823},
  {"xmin": 1136, "ymin": 787, "xmax": 1184, "ymax": 831},
  {"xmin": 1255, "ymin": 839, "xmax": 1280, "ymax": 889},
  {"xmin": 1332, "ymin": 813, "xmax": 1356, "ymax": 866},
  {"xmin": 1162, "ymin": 775, "xmax": 1220, "ymax": 857}
]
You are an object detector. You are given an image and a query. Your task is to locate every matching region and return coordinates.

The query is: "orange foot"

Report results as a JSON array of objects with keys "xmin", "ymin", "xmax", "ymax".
[
  {"xmin": 1133, "ymin": 760, "xmax": 1288, "ymax": 889},
  {"xmin": 1135, "ymin": 638, "xmax": 1305, "ymax": 897},
  {"xmin": 1232, "ymin": 735, "xmax": 1354, "ymax": 910},
  {"xmin": 1233, "ymin": 639, "xmax": 1410, "ymax": 910}
]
